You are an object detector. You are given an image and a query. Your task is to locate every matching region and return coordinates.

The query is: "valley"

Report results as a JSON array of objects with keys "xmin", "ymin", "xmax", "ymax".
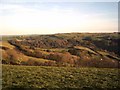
[{"xmin": 1, "ymin": 33, "xmax": 120, "ymax": 89}]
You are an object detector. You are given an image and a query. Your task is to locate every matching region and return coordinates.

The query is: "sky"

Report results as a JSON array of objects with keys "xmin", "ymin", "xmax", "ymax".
[{"xmin": 0, "ymin": 0, "xmax": 118, "ymax": 35}]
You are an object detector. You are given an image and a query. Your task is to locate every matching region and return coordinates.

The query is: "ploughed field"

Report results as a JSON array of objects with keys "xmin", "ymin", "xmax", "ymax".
[{"xmin": 2, "ymin": 65, "xmax": 120, "ymax": 89}]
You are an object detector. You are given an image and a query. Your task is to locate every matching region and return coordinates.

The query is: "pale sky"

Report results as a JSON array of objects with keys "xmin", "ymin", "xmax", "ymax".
[{"xmin": 0, "ymin": 0, "xmax": 118, "ymax": 35}]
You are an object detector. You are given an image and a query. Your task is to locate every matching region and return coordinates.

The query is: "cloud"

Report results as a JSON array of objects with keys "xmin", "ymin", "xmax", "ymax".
[{"xmin": 0, "ymin": 3, "xmax": 118, "ymax": 35}]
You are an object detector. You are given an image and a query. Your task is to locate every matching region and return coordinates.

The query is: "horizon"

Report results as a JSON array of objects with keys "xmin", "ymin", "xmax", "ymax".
[
  {"xmin": 0, "ymin": 1, "xmax": 118, "ymax": 35},
  {"xmin": 1, "ymin": 32, "xmax": 119, "ymax": 36}
]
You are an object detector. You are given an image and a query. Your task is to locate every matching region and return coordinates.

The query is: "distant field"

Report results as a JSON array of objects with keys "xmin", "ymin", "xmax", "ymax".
[{"xmin": 2, "ymin": 65, "xmax": 120, "ymax": 89}]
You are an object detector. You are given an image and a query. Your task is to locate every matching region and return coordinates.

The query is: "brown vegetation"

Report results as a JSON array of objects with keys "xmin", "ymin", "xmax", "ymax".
[{"xmin": 1, "ymin": 33, "xmax": 120, "ymax": 68}]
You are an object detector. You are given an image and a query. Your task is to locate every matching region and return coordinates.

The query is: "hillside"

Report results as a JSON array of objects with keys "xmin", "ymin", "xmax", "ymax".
[
  {"xmin": 2, "ymin": 65, "xmax": 120, "ymax": 89},
  {"xmin": 1, "ymin": 33, "xmax": 120, "ymax": 68}
]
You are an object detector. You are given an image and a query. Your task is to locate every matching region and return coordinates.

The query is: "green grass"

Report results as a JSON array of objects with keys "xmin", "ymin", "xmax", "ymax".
[{"xmin": 2, "ymin": 65, "xmax": 120, "ymax": 89}]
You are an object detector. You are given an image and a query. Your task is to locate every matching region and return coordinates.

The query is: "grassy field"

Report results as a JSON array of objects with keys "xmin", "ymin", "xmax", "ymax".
[{"xmin": 2, "ymin": 65, "xmax": 120, "ymax": 89}]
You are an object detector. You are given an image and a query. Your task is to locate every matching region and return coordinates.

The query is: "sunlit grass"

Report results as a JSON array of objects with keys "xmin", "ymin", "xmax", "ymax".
[{"xmin": 2, "ymin": 65, "xmax": 120, "ymax": 89}]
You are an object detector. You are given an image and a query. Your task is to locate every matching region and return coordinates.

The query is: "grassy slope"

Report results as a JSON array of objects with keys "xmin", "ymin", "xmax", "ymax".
[
  {"xmin": 1, "ymin": 36, "xmax": 120, "ymax": 67},
  {"xmin": 2, "ymin": 65, "xmax": 120, "ymax": 89},
  {"xmin": 0, "ymin": 41, "xmax": 15, "ymax": 49},
  {"xmin": 1, "ymin": 41, "xmax": 54, "ymax": 64}
]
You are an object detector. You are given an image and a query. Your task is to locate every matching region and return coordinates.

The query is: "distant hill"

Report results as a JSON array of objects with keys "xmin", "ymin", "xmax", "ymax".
[{"xmin": 1, "ymin": 32, "xmax": 120, "ymax": 68}]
